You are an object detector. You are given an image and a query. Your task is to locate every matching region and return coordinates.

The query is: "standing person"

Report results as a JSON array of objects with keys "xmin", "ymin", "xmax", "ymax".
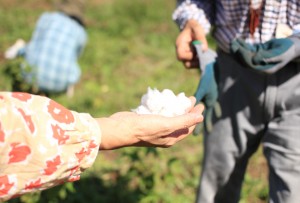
[
  {"xmin": 0, "ymin": 91, "xmax": 204, "ymax": 201},
  {"xmin": 5, "ymin": 0, "xmax": 87, "ymax": 96},
  {"xmin": 173, "ymin": 0, "xmax": 300, "ymax": 203}
]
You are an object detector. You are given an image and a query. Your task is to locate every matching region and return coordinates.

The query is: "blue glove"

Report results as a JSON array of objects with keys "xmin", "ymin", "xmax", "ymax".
[
  {"xmin": 192, "ymin": 41, "xmax": 221, "ymax": 134},
  {"xmin": 231, "ymin": 35, "xmax": 300, "ymax": 74}
]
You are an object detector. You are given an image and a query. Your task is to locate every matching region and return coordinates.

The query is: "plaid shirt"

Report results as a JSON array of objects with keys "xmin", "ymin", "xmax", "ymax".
[
  {"xmin": 23, "ymin": 12, "xmax": 87, "ymax": 92},
  {"xmin": 173, "ymin": 0, "xmax": 300, "ymax": 52}
]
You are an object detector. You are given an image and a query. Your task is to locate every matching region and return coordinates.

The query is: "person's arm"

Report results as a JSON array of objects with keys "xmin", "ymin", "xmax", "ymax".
[
  {"xmin": 172, "ymin": 0, "xmax": 213, "ymax": 69},
  {"xmin": 98, "ymin": 98, "xmax": 203, "ymax": 149},
  {"xmin": 175, "ymin": 19, "xmax": 208, "ymax": 68},
  {"xmin": 0, "ymin": 92, "xmax": 203, "ymax": 201},
  {"xmin": 0, "ymin": 92, "xmax": 102, "ymax": 201}
]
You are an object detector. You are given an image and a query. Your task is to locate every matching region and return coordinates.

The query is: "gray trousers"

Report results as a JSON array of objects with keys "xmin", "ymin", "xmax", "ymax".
[{"xmin": 196, "ymin": 50, "xmax": 300, "ymax": 203}]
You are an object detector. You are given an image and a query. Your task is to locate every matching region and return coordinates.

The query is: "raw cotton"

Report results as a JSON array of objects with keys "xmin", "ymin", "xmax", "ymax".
[{"xmin": 132, "ymin": 87, "xmax": 192, "ymax": 117}]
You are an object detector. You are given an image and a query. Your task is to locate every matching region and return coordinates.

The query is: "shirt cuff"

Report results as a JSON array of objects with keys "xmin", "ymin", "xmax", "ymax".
[{"xmin": 172, "ymin": 1, "xmax": 211, "ymax": 33}]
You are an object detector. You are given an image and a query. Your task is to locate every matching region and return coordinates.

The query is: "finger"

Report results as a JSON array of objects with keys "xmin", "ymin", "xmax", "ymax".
[
  {"xmin": 154, "ymin": 109, "xmax": 203, "ymax": 136},
  {"xmin": 176, "ymin": 45, "xmax": 194, "ymax": 61},
  {"xmin": 134, "ymin": 128, "xmax": 192, "ymax": 148},
  {"xmin": 159, "ymin": 126, "xmax": 195, "ymax": 148},
  {"xmin": 175, "ymin": 106, "xmax": 204, "ymax": 128},
  {"xmin": 190, "ymin": 103, "xmax": 205, "ymax": 114},
  {"xmin": 165, "ymin": 112, "xmax": 206, "ymax": 143},
  {"xmin": 183, "ymin": 59, "xmax": 200, "ymax": 69},
  {"xmin": 184, "ymin": 97, "xmax": 197, "ymax": 113},
  {"xmin": 176, "ymin": 30, "xmax": 194, "ymax": 61},
  {"xmin": 189, "ymin": 96, "xmax": 196, "ymax": 106},
  {"xmin": 192, "ymin": 25, "xmax": 208, "ymax": 51}
]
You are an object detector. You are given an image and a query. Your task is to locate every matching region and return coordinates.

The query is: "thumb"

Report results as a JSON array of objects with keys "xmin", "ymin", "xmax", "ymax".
[{"xmin": 167, "ymin": 105, "xmax": 204, "ymax": 132}]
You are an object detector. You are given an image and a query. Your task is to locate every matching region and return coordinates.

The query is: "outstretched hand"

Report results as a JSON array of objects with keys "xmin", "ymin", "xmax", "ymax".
[{"xmin": 98, "ymin": 97, "xmax": 204, "ymax": 150}]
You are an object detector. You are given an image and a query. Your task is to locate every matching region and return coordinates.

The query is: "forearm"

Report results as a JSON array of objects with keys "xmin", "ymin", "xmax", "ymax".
[{"xmin": 96, "ymin": 116, "xmax": 139, "ymax": 150}]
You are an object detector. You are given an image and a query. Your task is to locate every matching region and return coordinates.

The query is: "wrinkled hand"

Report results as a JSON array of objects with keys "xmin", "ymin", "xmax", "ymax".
[
  {"xmin": 193, "ymin": 41, "xmax": 221, "ymax": 134},
  {"xmin": 231, "ymin": 36, "xmax": 300, "ymax": 74},
  {"xmin": 98, "ymin": 97, "xmax": 204, "ymax": 150},
  {"xmin": 176, "ymin": 19, "xmax": 208, "ymax": 69}
]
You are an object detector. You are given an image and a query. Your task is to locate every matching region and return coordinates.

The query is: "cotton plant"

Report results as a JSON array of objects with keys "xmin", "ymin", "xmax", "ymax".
[{"xmin": 132, "ymin": 87, "xmax": 192, "ymax": 117}]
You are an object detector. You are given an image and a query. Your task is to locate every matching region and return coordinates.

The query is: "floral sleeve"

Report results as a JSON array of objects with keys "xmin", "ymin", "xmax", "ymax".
[{"xmin": 0, "ymin": 92, "xmax": 101, "ymax": 201}]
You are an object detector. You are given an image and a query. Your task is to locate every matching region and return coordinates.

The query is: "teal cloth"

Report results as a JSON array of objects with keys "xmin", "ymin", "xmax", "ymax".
[
  {"xmin": 230, "ymin": 36, "xmax": 300, "ymax": 74},
  {"xmin": 192, "ymin": 41, "xmax": 221, "ymax": 134}
]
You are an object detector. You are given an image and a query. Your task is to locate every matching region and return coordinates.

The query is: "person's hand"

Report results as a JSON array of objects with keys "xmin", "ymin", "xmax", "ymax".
[
  {"xmin": 176, "ymin": 19, "xmax": 208, "ymax": 69},
  {"xmin": 98, "ymin": 97, "xmax": 204, "ymax": 150},
  {"xmin": 192, "ymin": 41, "xmax": 221, "ymax": 134},
  {"xmin": 231, "ymin": 36, "xmax": 300, "ymax": 74}
]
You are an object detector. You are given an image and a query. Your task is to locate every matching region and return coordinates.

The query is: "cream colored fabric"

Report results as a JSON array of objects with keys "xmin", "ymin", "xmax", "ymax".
[{"xmin": 0, "ymin": 92, "xmax": 101, "ymax": 201}]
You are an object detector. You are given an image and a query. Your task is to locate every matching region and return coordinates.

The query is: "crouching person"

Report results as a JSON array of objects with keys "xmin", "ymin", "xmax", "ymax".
[{"xmin": 5, "ymin": 0, "xmax": 87, "ymax": 97}]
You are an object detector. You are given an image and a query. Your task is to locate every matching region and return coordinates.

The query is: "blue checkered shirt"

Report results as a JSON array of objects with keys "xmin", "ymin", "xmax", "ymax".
[
  {"xmin": 22, "ymin": 12, "xmax": 87, "ymax": 92},
  {"xmin": 173, "ymin": 0, "xmax": 300, "ymax": 52}
]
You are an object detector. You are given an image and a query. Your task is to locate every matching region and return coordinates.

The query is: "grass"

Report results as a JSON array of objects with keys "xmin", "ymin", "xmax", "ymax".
[{"xmin": 1, "ymin": 0, "xmax": 268, "ymax": 202}]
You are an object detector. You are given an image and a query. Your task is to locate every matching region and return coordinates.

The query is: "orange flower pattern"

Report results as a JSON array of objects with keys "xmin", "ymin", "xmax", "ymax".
[
  {"xmin": 8, "ymin": 143, "xmax": 31, "ymax": 164},
  {"xmin": 0, "ymin": 92, "xmax": 101, "ymax": 201}
]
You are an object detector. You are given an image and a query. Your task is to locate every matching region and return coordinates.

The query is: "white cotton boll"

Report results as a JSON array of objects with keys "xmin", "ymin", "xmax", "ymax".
[
  {"xmin": 144, "ymin": 93, "xmax": 164, "ymax": 114},
  {"xmin": 159, "ymin": 108, "xmax": 174, "ymax": 117},
  {"xmin": 132, "ymin": 87, "xmax": 192, "ymax": 116},
  {"xmin": 132, "ymin": 105, "xmax": 152, "ymax": 115},
  {"xmin": 161, "ymin": 89, "xmax": 177, "ymax": 108},
  {"xmin": 169, "ymin": 102, "xmax": 185, "ymax": 116},
  {"xmin": 161, "ymin": 89, "xmax": 177, "ymax": 100},
  {"xmin": 140, "ymin": 94, "xmax": 149, "ymax": 106},
  {"xmin": 165, "ymin": 102, "xmax": 178, "ymax": 114},
  {"xmin": 177, "ymin": 93, "xmax": 192, "ymax": 110}
]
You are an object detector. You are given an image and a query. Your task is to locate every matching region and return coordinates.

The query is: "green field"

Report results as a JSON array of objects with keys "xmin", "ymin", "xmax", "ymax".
[{"xmin": 1, "ymin": 0, "xmax": 268, "ymax": 202}]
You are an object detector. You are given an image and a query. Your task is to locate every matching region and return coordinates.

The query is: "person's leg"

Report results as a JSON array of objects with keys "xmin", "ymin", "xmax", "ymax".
[
  {"xmin": 213, "ymin": 136, "xmax": 263, "ymax": 202},
  {"xmin": 196, "ymin": 119, "xmax": 264, "ymax": 203},
  {"xmin": 195, "ymin": 51, "xmax": 267, "ymax": 203},
  {"xmin": 263, "ymin": 62, "xmax": 300, "ymax": 203}
]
